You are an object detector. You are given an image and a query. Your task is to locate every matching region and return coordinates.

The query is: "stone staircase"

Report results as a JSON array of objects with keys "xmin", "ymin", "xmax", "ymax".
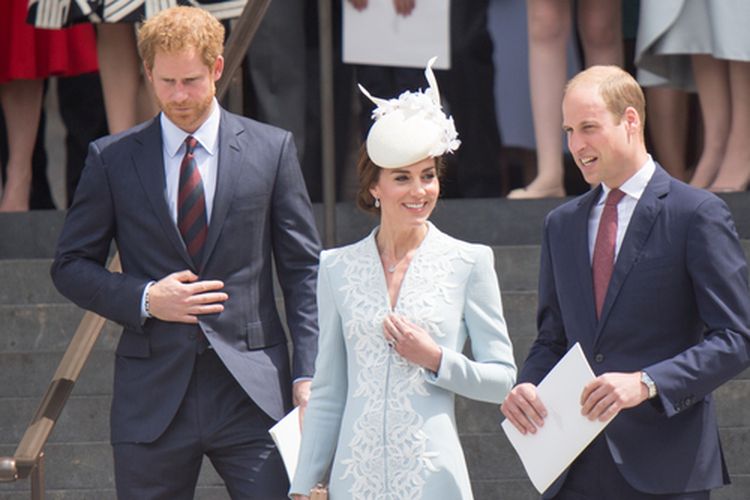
[{"xmin": 1, "ymin": 195, "xmax": 749, "ymax": 499}]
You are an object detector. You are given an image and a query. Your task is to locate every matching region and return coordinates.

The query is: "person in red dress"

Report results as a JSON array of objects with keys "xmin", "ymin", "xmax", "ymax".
[{"xmin": 0, "ymin": 0, "xmax": 97, "ymax": 211}]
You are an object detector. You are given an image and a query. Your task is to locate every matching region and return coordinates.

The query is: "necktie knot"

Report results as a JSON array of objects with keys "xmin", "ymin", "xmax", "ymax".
[
  {"xmin": 185, "ymin": 136, "xmax": 198, "ymax": 154},
  {"xmin": 605, "ymin": 188, "xmax": 625, "ymax": 207}
]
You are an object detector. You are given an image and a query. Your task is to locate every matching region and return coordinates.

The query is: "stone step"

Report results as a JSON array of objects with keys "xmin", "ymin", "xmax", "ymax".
[
  {"xmin": 0, "ymin": 245, "xmax": 545, "ymax": 307},
  {"xmin": 0, "ymin": 443, "xmax": 229, "ymax": 497},
  {"xmin": 1, "ymin": 238, "xmax": 747, "ymax": 308},
  {"xmin": 0, "ymin": 487, "xmax": 230, "ymax": 500},
  {"xmin": 0, "ymin": 350, "xmax": 114, "ymax": 399},
  {"xmin": 492, "ymin": 240, "xmax": 750, "ymax": 291},
  {"xmin": 2, "ymin": 195, "xmax": 749, "ymax": 259},
  {"xmin": 1, "ymin": 396, "xmax": 111, "ymax": 445},
  {"xmin": 2, "ymin": 289, "xmax": 747, "ymax": 398},
  {"xmin": 1, "ymin": 375, "xmax": 733, "ymax": 445},
  {"xmin": 1, "ymin": 197, "xmax": 749, "ymax": 499},
  {"xmin": 0, "ymin": 304, "xmax": 120, "ymax": 353},
  {"xmin": 0, "ymin": 260, "xmax": 64, "ymax": 305},
  {"xmin": 0, "ymin": 290, "xmax": 537, "ymax": 398},
  {"xmin": 0, "ymin": 282, "xmax": 538, "ymax": 352},
  {"xmin": 1, "ymin": 425, "xmax": 747, "ymax": 498},
  {"xmin": 460, "ymin": 428, "xmax": 750, "ymax": 498}
]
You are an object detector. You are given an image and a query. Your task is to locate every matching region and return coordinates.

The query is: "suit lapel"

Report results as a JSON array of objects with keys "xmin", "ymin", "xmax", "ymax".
[
  {"xmin": 200, "ymin": 110, "xmax": 243, "ymax": 269},
  {"xmin": 595, "ymin": 165, "xmax": 670, "ymax": 340},
  {"xmin": 131, "ymin": 118, "xmax": 193, "ymax": 267}
]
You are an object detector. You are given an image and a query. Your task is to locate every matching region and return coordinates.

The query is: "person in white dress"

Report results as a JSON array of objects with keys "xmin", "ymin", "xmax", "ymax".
[
  {"xmin": 636, "ymin": 0, "xmax": 750, "ymax": 191},
  {"xmin": 289, "ymin": 58, "xmax": 517, "ymax": 500}
]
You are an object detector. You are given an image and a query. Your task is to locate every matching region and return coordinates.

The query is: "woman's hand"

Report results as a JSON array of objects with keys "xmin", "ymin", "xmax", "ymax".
[
  {"xmin": 383, "ymin": 314, "xmax": 442, "ymax": 372},
  {"xmin": 393, "ymin": 0, "xmax": 416, "ymax": 16}
]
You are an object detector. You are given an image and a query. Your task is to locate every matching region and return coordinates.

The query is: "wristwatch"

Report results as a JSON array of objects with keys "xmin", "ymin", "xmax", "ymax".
[{"xmin": 641, "ymin": 371, "xmax": 658, "ymax": 399}]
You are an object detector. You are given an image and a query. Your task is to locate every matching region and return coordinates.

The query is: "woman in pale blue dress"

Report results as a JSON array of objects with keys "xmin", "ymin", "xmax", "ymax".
[{"xmin": 289, "ymin": 59, "xmax": 517, "ymax": 500}]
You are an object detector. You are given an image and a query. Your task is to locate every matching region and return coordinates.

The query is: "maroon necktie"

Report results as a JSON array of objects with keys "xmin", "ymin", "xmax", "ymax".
[
  {"xmin": 178, "ymin": 136, "xmax": 208, "ymax": 267},
  {"xmin": 592, "ymin": 188, "xmax": 625, "ymax": 319}
]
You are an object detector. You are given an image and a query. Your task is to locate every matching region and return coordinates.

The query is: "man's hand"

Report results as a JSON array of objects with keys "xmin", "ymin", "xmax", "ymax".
[
  {"xmin": 382, "ymin": 314, "xmax": 442, "ymax": 372},
  {"xmin": 293, "ymin": 379, "xmax": 312, "ymax": 428},
  {"xmin": 291, "ymin": 495, "xmax": 310, "ymax": 500},
  {"xmin": 148, "ymin": 270, "xmax": 227, "ymax": 323},
  {"xmin": 500, "ymin": 383, "xmax": 547, "ymax": 435},
  {"xmin": 580, "ymin": 372, "xmax": 649, "ymax": 422}
]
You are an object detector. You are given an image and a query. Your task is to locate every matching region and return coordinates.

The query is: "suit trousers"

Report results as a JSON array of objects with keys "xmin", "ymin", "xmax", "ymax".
[
  {"xmin": 113, "ymin": 348, "xmax": 289, "ymax": 500},
  {"xmin": 552, "ymin": 435, "xmax": 710, "ymax": 500}
]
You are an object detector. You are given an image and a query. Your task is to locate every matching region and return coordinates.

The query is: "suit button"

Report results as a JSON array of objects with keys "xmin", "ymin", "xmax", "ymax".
[
  {"xmin": 594, "ymin": 353, "xmax": 605, "ymax": 363},
  {"xmin": 685, "ymin": 397, "xmax": 693, "ymax": 406}
]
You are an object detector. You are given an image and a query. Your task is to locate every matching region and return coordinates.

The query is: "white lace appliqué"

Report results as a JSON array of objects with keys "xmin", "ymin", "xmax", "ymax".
[{"xmin": 330, "ymin": 229, "xmax": 472, "ymax": 499}]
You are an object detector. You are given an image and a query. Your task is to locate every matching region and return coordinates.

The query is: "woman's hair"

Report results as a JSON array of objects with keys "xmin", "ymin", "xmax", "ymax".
[
  {"xmin": 355, "ymin": 145, "xmax": 445, "ymax": 214},
  {"xmin": 137, "ymin": 6, "xmax": 225, "ymax": 72}
]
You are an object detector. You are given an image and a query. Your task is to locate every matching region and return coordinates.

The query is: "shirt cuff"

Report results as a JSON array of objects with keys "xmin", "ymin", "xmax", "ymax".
[{"xmin": 140, "ymin": 281, "xmax": 156, "ymax": 323}]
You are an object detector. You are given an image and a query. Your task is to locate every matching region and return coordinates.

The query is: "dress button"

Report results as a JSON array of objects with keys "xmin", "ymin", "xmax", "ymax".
[{"xmin": 594, "ymin": 353, "xmax": 605, "ymax": 363}]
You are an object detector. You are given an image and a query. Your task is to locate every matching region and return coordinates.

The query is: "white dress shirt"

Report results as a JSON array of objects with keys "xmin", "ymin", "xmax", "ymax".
[
  {"xmin": 160, "ymin": 98, "xmax": 221, "ymax": 224},
  {"xmin": 588, "ymin": 156, "xmax": 656, "ymax": 263}
]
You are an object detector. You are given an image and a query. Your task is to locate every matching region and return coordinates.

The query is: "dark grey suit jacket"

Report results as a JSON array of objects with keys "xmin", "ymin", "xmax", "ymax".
[
  {"xmin": 52, "ymin": 108, "xmax": 321, "ymax": 444},
  {"xmin": 520, "ymin": 165, "xmax": 750, "ymax": 496}
]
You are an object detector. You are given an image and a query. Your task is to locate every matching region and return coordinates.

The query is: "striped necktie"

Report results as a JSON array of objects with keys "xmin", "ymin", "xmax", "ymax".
[
  {"xmin": 592, "ymin": 188, "xmax": 625, "ymax": 319},
  {"xmin": 178, "ymin": 136, "xmax": 208, "ymax": 268}
]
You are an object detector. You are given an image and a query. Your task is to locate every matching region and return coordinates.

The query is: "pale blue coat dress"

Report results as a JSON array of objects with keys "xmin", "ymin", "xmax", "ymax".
[{"xmin": 289, "ymin": 222, "xmax": 517, "ymax": 499}]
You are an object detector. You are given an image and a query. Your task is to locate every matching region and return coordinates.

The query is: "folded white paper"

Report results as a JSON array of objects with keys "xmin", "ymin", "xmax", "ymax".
[
  {"xmin": 269, "ymin": 406, "xmax": 301, "ymax": 481},
  {"xmin": 501, "ymin": 343, "xmax": 613, "ymax": 493},
  {"xmin": 343, "ymin": 0, "xmax": 451, "ymax": 69}
]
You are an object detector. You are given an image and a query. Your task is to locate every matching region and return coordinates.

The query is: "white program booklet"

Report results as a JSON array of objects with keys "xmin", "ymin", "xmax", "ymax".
[
  {"xmin": 343, "ymin": 0, "xmax": 451, "ymax": 69},
  {"xmin": 501, "ymin": 343, "xmax": 614, "ymax": 493},
  {"xmin": 269, "ymin": 406, "xmax": 301, "ymax": 481}
]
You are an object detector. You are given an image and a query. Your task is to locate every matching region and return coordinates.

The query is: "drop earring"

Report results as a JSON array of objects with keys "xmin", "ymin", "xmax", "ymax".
[{"xmin": 374, "ymin": 198, "xmax": 381, "ymax": 208}]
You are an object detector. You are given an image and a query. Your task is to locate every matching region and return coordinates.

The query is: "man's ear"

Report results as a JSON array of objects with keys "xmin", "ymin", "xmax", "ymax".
[
  {"xmin": 213, "ymin": 55, "xmax": 224, "ymax": 82},
  {"xmin": 623, "ymin": 106, "xmax": 640, "ymax": 134},
  {"xmin": 144, "ymin": 63, "xmax": 153, "ymax": 83}
]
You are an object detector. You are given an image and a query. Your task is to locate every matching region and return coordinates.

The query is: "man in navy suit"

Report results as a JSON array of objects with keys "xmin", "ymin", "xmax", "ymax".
[
  {"xmin": 502, "ymin": 65, "xmax": 750, "ymax": 499},
  {"xmin": 51, "ymin": 7, "xmax": 321, "ymax": 499}
]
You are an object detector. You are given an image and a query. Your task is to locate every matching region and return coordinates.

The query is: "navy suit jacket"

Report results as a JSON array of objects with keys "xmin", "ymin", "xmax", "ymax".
[
  {"xmin": 519, "ymin": 165, "xmax": 750, "ymax": 496},
  {"xmin": 51, "ymin": 109, "xmax": 321, "ymax": 444}
]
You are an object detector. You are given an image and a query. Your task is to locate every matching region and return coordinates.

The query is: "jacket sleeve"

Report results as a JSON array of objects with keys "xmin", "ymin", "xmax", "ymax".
[
  {"xmin": 646, "ymin": 196, "xmax": 750, "ymax": 417},
  {"xmin": 270, "ymin": 132, "xmax": 322, "ymax": 380},
  {"xmin": 289, "ymin": 253, "xmax": 347, "ymax": 497},
  {"xmin": 426, "ymin": 245, "xmax": 517, "ymax": 403},
  {"xmin": 50, "ymin": 140, "xmax": 148, "ymax": 331},
  {"xmin": 517, "ymin": 214, "xmax": 569, "ymax": 385}
]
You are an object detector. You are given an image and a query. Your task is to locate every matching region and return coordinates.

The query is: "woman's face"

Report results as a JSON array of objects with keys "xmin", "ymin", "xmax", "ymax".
[{"xmin": 369, "ymin": 157, "xmax": 439, "ymax": 229}]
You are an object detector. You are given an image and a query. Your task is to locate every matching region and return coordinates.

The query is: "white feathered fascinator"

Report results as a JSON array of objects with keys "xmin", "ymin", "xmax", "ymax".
[{"xmin": 359, "ymin": 57, "xmax": 461, "ymax": 169}]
